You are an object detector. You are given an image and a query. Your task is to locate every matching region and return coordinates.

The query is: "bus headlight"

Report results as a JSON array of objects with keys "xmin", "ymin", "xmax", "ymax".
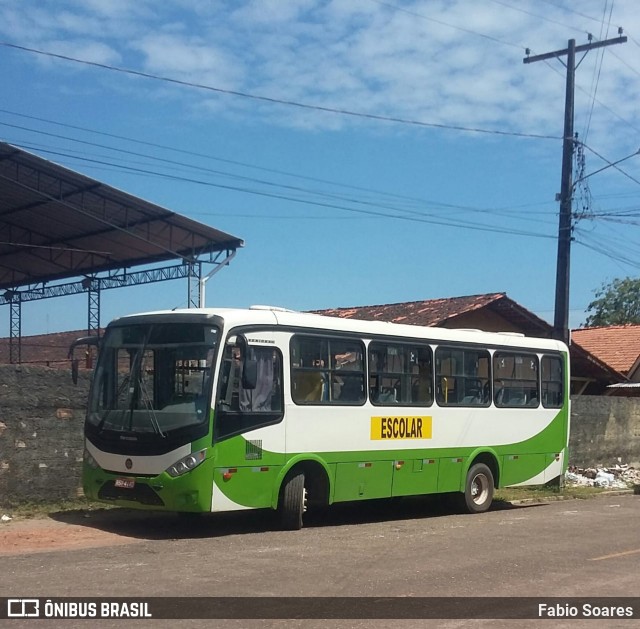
[
  {"xmin": 84, "ymin": 448, "xmax": 99, "ymax": 469},
  {"xmin": 165, "ymin": 450, "xmax": 206, "ymax": 478}
]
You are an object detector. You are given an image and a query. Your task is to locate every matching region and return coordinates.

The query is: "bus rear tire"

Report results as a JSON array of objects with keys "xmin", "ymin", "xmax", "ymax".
[
  {"xmin": 279, "ymin": 471, "xmax": 307, "ymax": 530},
  {"xmin": 462, "ymin": 463, "xmax": 494, "ymax": 513}
]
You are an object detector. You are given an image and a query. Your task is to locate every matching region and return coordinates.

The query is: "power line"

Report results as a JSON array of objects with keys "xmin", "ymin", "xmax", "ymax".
[
  {"xmin": 582, "ymin": 2, "xmax": 615, "ymax": 142},
  {"xmin": 2, "ymin": 130, "xmax": 560, "ymax": 235},
  {"xmin": 540, "ymin": 53, "xmax": 640, "ymax": 137},
  {"xmin": 575, "ymin": 210, "xmax": 640, "ymax": 270},
  {"xmin": 0, "ymin": 107, "xmax": 449, "ymax": 205},
  {"xmin": 367, "ymin": 0, "xmax": 525, "ymax": 50},
  {"xmin": 537, "ymin": 1, "xmax": 612, "ymax": 26},
  {"xmin": 626, "ymin": 32, "xmax": 640, "ymax": 49},
  {"xmin": 6, "ymin": 107, "xmax": 549, "ymax": 217},
  {"xmin": 12, "ymin": 141, "xmax": 556, "ymax": 240},
  {"xmin": 1, "ymin": 117, "xmax": 531, "ymax": 217},
  {"xmin": 0, "ymin": 41, "xmax": 559, "ymax": 141},
  {"xmin": 580, "ymin": 143, "xmax": 640, "ymax": 187},
  {"xmin": 0, "ymin": 114, "xmax": 561, "ymax": 229},
  {"xmin": 575, "ymin": 233, "xmax": 640, "ymax": 270},
  {"xmin": 487, "ymin": 0, "xmax": 589, "ymax": 35}
]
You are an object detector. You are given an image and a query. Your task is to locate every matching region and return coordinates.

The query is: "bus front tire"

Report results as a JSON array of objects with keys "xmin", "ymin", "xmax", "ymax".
[
  {"xmin": 462, "ymin": 463, "xmax": 494, "ymax": 513},
  {"xmin": 279, "ymin": 471, "xmax": 307, "ymax": 530}
]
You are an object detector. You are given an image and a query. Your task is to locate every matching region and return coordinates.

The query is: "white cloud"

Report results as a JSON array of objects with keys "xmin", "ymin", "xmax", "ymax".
[
  {"xmin": 230, "ymin": 0, "xmax": 318, "ymax": 25},
  {"xmin": 42, "ymin": 39, "xmax": 122, "ymax": 66},
  {"xmin": 2, "ymin": 0, "xmax": 638, "ymax": 153},
  {"xmin": 67, "ymin": 0, "xmax": 149, "ymax": 20},
  {"xmin": 133, "ymin": 33, "xmax": 244, "ymax": 90}
]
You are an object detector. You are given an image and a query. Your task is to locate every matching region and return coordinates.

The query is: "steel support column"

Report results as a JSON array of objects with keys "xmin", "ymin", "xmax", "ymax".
[
  {"xmin": 86, "ymin": 279, "xmax": 100, "ymax": 336},
  {"xmin": 187, "ymin": 262, "xmax": 202, "ymax": 309},
  {"xmin": 8, "ymin": 292, "xmax": 21, "ymax": 364}
]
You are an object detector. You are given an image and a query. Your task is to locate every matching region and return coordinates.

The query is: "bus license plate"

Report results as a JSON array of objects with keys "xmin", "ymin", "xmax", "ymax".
[{"xmin": 114, "ymin": 478, "xmax": 135, "ymax": 489}]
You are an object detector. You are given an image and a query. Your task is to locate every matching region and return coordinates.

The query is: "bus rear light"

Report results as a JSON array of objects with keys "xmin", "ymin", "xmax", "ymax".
[{"xmin": 166, "ymin": 449, "xmax": 206, "ymax": 478}]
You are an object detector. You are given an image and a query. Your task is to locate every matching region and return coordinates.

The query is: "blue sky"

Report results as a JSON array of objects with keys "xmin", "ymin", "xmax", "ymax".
[{"xmin": 0, "ymin": 0, "xmax": 639, "ymax": 336}]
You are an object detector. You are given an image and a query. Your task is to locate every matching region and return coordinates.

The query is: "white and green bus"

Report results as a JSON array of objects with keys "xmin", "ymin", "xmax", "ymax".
[{"xmin": 77, "ymin": 305, "xmax": 569, "ymax": 529}]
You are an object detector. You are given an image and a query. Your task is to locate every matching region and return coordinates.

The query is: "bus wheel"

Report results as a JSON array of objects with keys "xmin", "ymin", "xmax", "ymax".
[
  {"xmin": 463, "ymin": 463, "xmax": 494, "ymax": 513},
  {"xmin": 279, "ymin": 471, "xmax": 307, "ymax": 530}
]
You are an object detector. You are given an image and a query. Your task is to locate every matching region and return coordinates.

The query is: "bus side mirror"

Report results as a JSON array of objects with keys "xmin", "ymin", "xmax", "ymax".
[
  {"xmin": 236, "ymin": 333, "xmax": 257, "ymax": 390},
  {"xmin": 242, "ymin": 356, "xmax": 258, "ymax": 390},
  {"xmin": 68, "ymin": 335, "xmax": 100, "ymax": 385},
  {"xmin": 71, "ymin": 359, "xmax": 80, "ymax": 385}
]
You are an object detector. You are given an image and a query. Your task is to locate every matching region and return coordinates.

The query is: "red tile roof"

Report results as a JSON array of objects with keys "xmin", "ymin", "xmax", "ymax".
[
  {"xmin": 572, "ymin": 325, "xmax": 640, "ymax": 375},
  {"xmin": 313, "ymin": 292, "xmax": 555, "ymax": 336},
  {"xmin": 315, "ymin": 293, "xmax": 509, "ymax": 326}
]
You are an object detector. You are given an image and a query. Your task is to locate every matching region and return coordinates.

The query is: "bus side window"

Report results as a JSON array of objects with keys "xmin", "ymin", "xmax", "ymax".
[
  {"xmin": 215, "ymin": 342, "xmax": 284, "ymax": 441},
  {"xmin": 291, "ymin": 335, "xmax": 365, "ymax": 405},
  {"xmin": 369, "ymin": 342, "xmax": 432, "ymax": 406},
  {"xmin": 493, "ymin": 352, "xmax": 539, "ymax": 408},
  {"xmin": 220, "ymin": 345, "xmax": 282, "ymax": 412},
  {"xmin": 541, "ymin": 355, "xmax": 563, "ymax": 408},
  {"xmin": 435, "ymin": 347, "xmax": 490, "ymax": 407}
]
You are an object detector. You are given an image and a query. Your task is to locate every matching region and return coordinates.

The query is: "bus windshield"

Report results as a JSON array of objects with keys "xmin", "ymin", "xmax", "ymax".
[{"xmin": 87, "ymin": 322, "xmax": 218, "ymax": 435}]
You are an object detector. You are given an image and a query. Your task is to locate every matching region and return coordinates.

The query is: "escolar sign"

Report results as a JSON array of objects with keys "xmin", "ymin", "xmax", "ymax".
[{"xmin": 370, "ymin": 416, "xmax": 432, "ymax": 440}]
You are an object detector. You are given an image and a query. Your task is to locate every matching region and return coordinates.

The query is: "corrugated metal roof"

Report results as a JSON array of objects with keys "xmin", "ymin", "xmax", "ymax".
[{"xmin": 0, "ymin": 142, "xmax": 244, "ymax": 290}]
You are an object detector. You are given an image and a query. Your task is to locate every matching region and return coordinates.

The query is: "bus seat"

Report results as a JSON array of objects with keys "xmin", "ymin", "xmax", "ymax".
[
  {"xmin": 294, "ymin": 372, "xmax": 326, "ymax": 402},
  {"xmin": 338, "ymin": 377, "xmax": 363, "ymax": 402},
  {"xmin": 377, "ymin": 387, "xmax": 397, "ymax": 403},
  {"xmin": 501, "ymin": 389, "xmax": 526, "ymax": 406}
]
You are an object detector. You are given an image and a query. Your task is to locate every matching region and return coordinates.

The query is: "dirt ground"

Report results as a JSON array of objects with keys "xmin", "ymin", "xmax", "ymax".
[
  {"xmin": 0, "ymin": 504, "xmax": 281, "ymax": 555},
  {"xmin": 0, "ymin": 509, "xmax": 144, "ymax": 555},
  {"xmin": 2, "ymin": 490, "xmax": 635, "ymax": 556}
]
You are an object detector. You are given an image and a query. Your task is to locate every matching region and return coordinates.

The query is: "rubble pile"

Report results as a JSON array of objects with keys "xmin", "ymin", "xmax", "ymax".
[{"xmin": 566, "ymin": 464, "xmax": 640, "ymax": 489}]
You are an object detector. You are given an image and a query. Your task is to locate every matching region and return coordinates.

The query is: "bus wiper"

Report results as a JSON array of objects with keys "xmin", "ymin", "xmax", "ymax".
[
  {"xmin": 95, "ymin": 410, "xmax": 112, "ymax": 434},
  {"xmin": 126, "ymin": 325, "xmax": 165, "ymax": 437},
  {"xmin": 138, "ymin": 376, "xmax": 166, "ymax": 438},
  {"xmin": 96, "ymin": 373, "xmax": 131, "ymax": 434}
]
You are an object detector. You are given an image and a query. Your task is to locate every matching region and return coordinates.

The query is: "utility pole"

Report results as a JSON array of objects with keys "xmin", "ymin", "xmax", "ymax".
[{"xmin": 524, "ymin": 34, "xmax": 626, "ymax": 345}]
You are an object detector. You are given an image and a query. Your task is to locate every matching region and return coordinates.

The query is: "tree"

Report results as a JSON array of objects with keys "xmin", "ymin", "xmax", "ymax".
[{"xmin": 583, "ymin": 277, "xmax": 640, "ymax": 327}]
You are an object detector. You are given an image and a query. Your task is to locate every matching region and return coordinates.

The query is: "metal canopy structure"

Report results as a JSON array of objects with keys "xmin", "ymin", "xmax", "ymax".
[{"xmin": 0, "ymin": 141, "xmax": 244, "ymax": 363}]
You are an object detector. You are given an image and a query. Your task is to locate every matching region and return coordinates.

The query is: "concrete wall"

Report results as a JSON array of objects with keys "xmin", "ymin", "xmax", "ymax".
[
  {"xmin": 0, "ymin": 364, "xmax": 90, "ymax": 507},
  {"xmin": 1, "ymin": 367, "xmax": 640, "ymax": 507},
  {"xmin": 570, "ymin": 395, "xmax": 640, "ymax": 468}
]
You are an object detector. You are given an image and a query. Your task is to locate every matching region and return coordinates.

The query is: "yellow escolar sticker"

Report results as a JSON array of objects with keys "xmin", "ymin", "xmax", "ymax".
[{"xmin": 370, "ymin": 416, "xmax": 432, "ymax": 440}]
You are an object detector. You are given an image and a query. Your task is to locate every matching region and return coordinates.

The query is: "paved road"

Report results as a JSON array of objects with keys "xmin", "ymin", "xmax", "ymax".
[{"xmin": 1, "ymin": 493, "xmax": 639, "ymax": 628}]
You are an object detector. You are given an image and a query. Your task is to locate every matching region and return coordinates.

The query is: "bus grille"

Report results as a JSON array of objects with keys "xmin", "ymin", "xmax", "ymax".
[{"xmin": 98, "ymin": 481, "xmax": 164, "ymax": 506}]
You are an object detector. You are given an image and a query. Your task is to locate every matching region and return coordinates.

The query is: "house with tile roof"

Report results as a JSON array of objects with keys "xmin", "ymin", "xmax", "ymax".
[
  {"xmin": 572, "ymin": 324, "xmax": 640, "ymax": 394},
  {"xmin": 315, "ymin": 293, "xmax": 627, "ymax": 395}
]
